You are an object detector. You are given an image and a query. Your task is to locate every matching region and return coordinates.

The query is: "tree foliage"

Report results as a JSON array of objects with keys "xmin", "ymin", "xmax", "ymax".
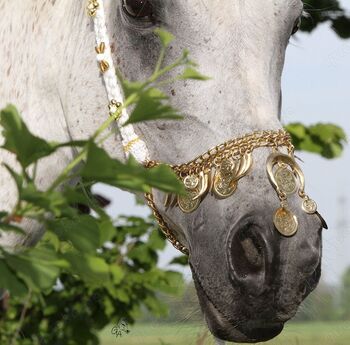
[
  {"xmin": 0, "ymin": 217, "xmax": 185, "ymax": 345},
  {"xmin": 0, "ymin": 29, "xmax": 204, "ymax": 344},
  {"xmin": 302, "ymin": 0, "xmax": 350, "ymax": 39},
  {"xmin": 285, "ymin": 123, "xmax": 347, "ymax": 159}
]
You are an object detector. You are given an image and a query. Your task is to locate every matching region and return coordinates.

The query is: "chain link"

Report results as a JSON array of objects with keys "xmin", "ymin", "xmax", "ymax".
[{"xmin": 144, "ymin": 193, "xmax": 189, "ymax": 255}]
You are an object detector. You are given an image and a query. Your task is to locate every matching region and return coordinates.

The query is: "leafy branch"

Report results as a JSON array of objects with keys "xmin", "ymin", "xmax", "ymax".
[
  {"xmin": 0, "ymin": 29, "xmax": 206, "ymax": 344},
  {"xmin": 285, "ymin": 122, "xmax": 347, "ymax": 159}
]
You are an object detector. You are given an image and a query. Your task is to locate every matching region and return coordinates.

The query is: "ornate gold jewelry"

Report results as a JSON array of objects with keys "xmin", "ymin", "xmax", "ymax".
[
  {"xmin": 266, "ymin": 150, "xmax": 318, "ymax": 237},
  {"xmin": 147, "ymin": 130, "xmax": 291, "ymax": 214},
  {"xmin": 123, "ymin": 137, "xmax": 141, "ymax": 153},
  {"xmin": 87, "ymin": 0, "xmax": 100, "ymax": 17},
  {"xmin": 145, "ymin": 129, "xmax": 321, "ymax": 254},
  {"xmin": 108, "ymin": 99, "xmax": 122, "ymax": 118},
  {"xmin": 273, "ymin": 206, "xmax": 299, "ymax": 237},
  {"xmin": 99, "ymin": 60, "xmax": 110, "ymax": 73}
]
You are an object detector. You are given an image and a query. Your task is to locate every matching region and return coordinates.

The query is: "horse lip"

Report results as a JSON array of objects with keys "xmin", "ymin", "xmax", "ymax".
[
  {"xmin": 203, "ymin": 286, "xmax": 284, "ymax": 342},
  {"xmin": 190, "ymin": 265, "xmax": 284, "ymax": 343}
]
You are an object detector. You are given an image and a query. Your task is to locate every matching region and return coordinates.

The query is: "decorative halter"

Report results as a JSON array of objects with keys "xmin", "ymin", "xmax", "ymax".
[{"xmin": 87, "ymin": 0, "xmax": 319, "ymax": 255}]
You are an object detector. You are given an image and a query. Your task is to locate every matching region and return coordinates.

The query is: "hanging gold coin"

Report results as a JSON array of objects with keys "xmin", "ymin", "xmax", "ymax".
[
  {"xmin": 178, "ymin": 190, "xmax": 201, "ymax": 213},
  {"xmin": 213, "ymin": 159, "xmax": 237, "ymax": 199},
  {"xmin": 184, "ymin": 175, "xmax": 199, "ymax": 190},
  {"xmin": 302, "ymin": 198, "xmax": 318, "ymax": 214},
  {"xmin": 220, "ymin": 158, "xmax": 236, "ymax": 177},
  {"xmin": 273, "ymin": 207, "xmax": 299, "ymax": 237},
  {"xmin": 213, "ymin": 177, "xmax": 238, "ymax": 199},
  {"xmin": 274, "ymin": 166, "xmax": 298, "ymax": 195}
]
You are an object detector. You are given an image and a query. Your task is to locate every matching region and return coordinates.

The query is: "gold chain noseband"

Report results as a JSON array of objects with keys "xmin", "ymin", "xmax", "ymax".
[{"xmin": 144, "ymin": 130, "xmax": 318, "ymax": 255}]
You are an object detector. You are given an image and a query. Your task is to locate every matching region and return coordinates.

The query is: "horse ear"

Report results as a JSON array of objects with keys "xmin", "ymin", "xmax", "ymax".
[{"xmin": 316, "ymin": 211, "xmax": 328, "ymax": 230}]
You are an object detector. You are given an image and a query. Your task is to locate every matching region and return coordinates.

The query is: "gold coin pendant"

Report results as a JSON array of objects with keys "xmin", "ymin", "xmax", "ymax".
[
  {"xmin": 213, "ymin": 177, "xmax": 237, "ymax": 199},
  {"xmin": 274, "ymin": 167, "xmax": 297, "ymax": 195},
  {"xmin": 184, "ymin": 175, "xmax": 199, "ymax": 190},
  {"xmin": 178, "ymin": 190, "xmax": 201, "ymax": 213},
  {"xmin": 302, "ymin": 198, "xmax": 317, "ymax": 214},
  {"xmin": 273, "ymin": 207, "xmax": 298, "ymax": 237},
  {"xmin": 219, "ymin": 159, "xmax": 235, "ymax": 178}
]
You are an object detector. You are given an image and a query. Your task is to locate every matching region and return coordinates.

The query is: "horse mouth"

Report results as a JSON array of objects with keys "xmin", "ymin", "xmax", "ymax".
[{"xmin": 191, "ymin": 267, "xmax": 284, "ymax": 343}]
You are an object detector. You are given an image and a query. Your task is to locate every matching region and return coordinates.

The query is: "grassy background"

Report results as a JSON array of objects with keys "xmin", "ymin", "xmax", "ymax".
[{"xmin": 100, "ymin": 321, "xmax": 350, "ymax": 345}]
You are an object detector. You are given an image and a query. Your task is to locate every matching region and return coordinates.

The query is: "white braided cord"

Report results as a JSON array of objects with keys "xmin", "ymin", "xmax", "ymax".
[{"xmin": 91, "ymin": 0, "xmax": 150, "ymax": 163}]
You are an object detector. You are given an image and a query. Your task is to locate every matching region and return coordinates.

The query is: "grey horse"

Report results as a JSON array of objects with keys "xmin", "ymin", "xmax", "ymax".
[{"xmin": 0, "ymin": 0, "xmax": 323, "ymax": 342}]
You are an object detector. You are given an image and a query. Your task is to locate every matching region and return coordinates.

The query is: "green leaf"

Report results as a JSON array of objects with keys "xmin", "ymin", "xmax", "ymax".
[
  {"xmin": 48, "ymin": 216, "xmax": 101, "ymax": 253},
  {"xmin": 180, "ymin": 67, "xmax": 210, "ymax": 81},
  {"xmin": 99, "ymin": 219, "xmax": 116, "ymax": 244},
  {"xmin": 128, "ymin": 242, "xmax": 157, "ymax": 266},
  {"xmin": 63, "ymin": 252, "xmax": 110, "ymax": 286},
  {"xmin": 154, "ymin": 28, "xmax": 175, "ymax": 48},
  {"xmin": 124, "ymin": 87, "xmax": 183, "ymax": 126},
  {"xmin": 0, "ymin": 211, "xmax": 8, "ymax": 219},
  {"xmin": 20, "ymin": 183, "xmax": 74, "ymax": 218},
  {"xmin": 110, "ymin": 288, "xmax": 130, "ymax": 303},
  {"xmin": 120, "ymin": 79, "xmax": 146, "ymax": 99},
  {"xmin": 285, "ymin": 123, "xmax": 307, "ymax": 140},
  {"xmin": 142, "ymin": 163, "xmax": 185, "ymax": 194},
  {"xmin": 81, "ymin": 142, "xmax": 184, "ymax": 194},
  {"xmin": 4, "ymin": 245, "xmax": 66, "ymax": 292},
  {"xmin": 0, "ymin": 260, "xmax": 28, "ymax": 297},
  {"xmin": 169, "ymin": 255, "xmax": 188, "ymax": 266},
  {"xmin": 110, "ymin": 265, "xmax": 124, "ymax": 285},
  {"xmin": 148, "ymin": 230, "xmax": 166, "ymax": 251},
  {"xmin": 0, "ymin": 105, "xmax": 57, "ymax": 168},
  {"xmin": 2, "ymin": 163, "xmax": 23, "ymax": 192},
  {"xmin": 117, "ymin": 216, "xmax": 151, "ymax": 238},
  {"xmin": 285, "ymin": 122, "xmax": 347, "ymax": 159}
]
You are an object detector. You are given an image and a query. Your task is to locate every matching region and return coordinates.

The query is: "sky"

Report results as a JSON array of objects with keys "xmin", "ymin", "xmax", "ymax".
[{"xmin": 96, "ymin": 3, "xmax": 350, "ymax": 286}]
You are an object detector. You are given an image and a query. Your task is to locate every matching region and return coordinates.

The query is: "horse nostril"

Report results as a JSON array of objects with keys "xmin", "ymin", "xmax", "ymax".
[
  {"xmin": 235, "ymin": 235, "xmax": 264, "ymax": 275},
  {"xmin": 228, "ymin": 225, "xmax": 268, "ymax": 295}
]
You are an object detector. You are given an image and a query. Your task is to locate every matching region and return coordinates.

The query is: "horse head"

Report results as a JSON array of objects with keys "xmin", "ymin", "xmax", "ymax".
[
  {"xmin": 111, "ymin": 0, "xmax": 324, "ymax": 342},
  {"xmin": 0, "ymin": 0, "xmax": 324, "ymax": 342}
]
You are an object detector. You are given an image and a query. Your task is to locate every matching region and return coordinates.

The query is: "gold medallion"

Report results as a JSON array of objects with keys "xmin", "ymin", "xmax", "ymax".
[
  {"xmin": 302, "ymin": 198, "xmax": 317, "ymax": 214},
  {"xmin": 213, "ymin": 177, "xmax": 237, "ymax": 198},
  {"xmin": 184, "ymin": 175, "xmax": 199, "ymax": 190},
  {"xmin": 273, "ymin": 207, "xmax": 298, "ymax": 237},
  {"xmin": 274, "ymin": 167, "xmax": 297, "ymax": 195},
  {"xmin": 213, "ymin": 159, "xmax": 237, "ymax": 198},
  {"xmin": 220, "ymin": 159, "xmax": 235, "ymax": 177},
  {"xmin": 178, "ymin": 190, "xmax": 201, "ymax": 213}
]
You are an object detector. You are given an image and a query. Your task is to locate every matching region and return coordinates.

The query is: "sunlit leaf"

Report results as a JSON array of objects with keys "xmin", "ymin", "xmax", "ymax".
[
  {"xmin": 0, "ymin": 260, "xmax": 28, "ymax": 297},
  {"xmin": 285, "ymin": 122, "xmax": 347, "ymax": 159},
  {"xmin": 180, "ymin": 67, "xmax": 210, "ymax": 80},
  {"xmin": 0, "ymin": 105, "xmax": 57, "ymax": 168},
  {"xmin": 48, "ymin": 215, "xmax": 101, "ymax": 253},
  {"xmin": 154, "ymin": 28, "xmax": 175, "ymax": 48},
  {"xmin": 124, "ymin": 87, "xmax": 183, "ymax": 125},
  {"xmin": 81, "ymin": 142, "xmax": 184, "ymax": 194}
]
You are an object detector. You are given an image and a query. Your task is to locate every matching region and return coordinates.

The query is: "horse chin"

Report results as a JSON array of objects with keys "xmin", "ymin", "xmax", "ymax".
[{"xmin": 192, "ymin": 271, "xmax": 284, "ymax": 343}]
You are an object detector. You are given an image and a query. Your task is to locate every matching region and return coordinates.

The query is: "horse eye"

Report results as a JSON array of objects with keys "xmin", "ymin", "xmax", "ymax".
[
  {"xmin": 291, "ymin": 17, "xmax": 301, "ymax": 35},
  {"xmin": 122, "ymin": 0, "xmax": 153, "ymax": 18}
]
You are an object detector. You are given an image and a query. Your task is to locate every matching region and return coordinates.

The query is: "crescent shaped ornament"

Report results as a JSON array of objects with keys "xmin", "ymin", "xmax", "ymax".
[{"xmin": 266, "ymin": 152, "xmax": 305, "ymax": 195}]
